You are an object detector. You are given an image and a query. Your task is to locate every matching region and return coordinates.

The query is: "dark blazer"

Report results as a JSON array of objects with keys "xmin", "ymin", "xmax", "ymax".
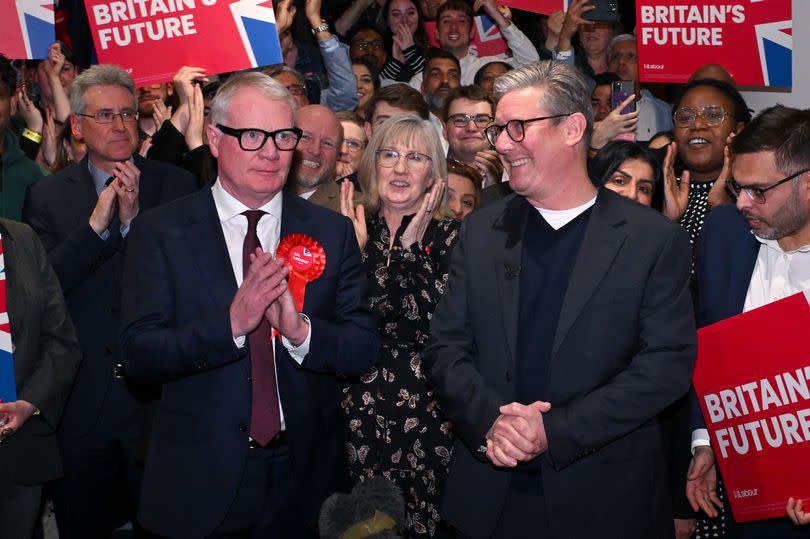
[
  {"xmin": 0, "ymin": 219, "xmax": 81, "ymax": 485},
  {"xmin": 21, "ymin": 154, "xmax": 197, "ymax": 437},
  {"xmin": 119, "ymin": 187, "xmax": 379, "ymax": 538},
  {"xmin": 424, "ymin": 188, "xmax": 697, "ymax": 538}
]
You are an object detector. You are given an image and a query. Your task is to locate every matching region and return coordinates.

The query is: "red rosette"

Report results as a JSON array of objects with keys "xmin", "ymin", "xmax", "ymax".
[{"xmin": 275, "ymin": 234, "xmax": 326, "ymax": 313}]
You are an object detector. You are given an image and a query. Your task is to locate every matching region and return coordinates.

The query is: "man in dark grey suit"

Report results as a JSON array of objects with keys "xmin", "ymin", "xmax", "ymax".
[
  {"xmin": 22, "ymin": 64, "xmax": 196, "ymax": 538},
  {"xmin": 423, "ymin": 60, "xmax": 697, "ymax": 538},
  {"xmin": 0, "ymin": 218, "xmax": 81, "ymax": 539}
]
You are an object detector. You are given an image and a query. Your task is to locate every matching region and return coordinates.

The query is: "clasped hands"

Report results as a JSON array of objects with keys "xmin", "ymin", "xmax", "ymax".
[
  {"xmin": 230, "ymin": 248, "xmax": 308, "ymax": 346},
  {"xmin": 486, "ymin": 401, "xmax": 551, "ymax": 467}
]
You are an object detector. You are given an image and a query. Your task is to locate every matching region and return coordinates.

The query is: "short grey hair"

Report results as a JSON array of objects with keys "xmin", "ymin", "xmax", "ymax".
[
  {"xmin": 69, "ymin": 64, "xmax": 136, "ymax": 114},
  {"xmin": 493, "ymin": 60, "xmax": 594, "ymax": 149},
  {"xmin": 262, "ymin": 64, "xmax": 305, "ymax": 86},
  {"xmin": 609, "ymin": 33, "xmax": 636, "ymax": 53},
  {"xmin": 209, "ymin": 72, "xmax": 296, "ymax": 126}
]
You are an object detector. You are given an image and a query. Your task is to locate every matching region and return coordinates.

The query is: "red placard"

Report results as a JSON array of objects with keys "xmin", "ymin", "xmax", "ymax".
[
  {"xmin": 83, "ymin": 0, "xmax": 283, "ymax": 86},
  {"xmin": 636, "ymin": 0, "xmax": 792, "ymax": 87},
  {"xmin": 499, "ymin": 0, "xmax": 566, "ymax": 15},
  {"xmin": 693, "ymin": 291, "xmax": 810, "ymax": 522}
]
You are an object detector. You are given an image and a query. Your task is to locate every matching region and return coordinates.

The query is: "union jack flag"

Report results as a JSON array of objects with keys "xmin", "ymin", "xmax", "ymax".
[
  {"xmin": 0, "ymin": 236, "xmax": 16, "ymax": 403},
  {"xmin": 0, "ymin": 0, "xmax": 54, "ymax": 60},
  {"xmin": 229, "ymin": 0, "xmax": 283, "ymax": 68}
]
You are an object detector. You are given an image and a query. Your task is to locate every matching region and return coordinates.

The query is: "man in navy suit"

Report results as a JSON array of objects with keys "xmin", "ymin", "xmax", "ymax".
[
  {"xmin": 23, "ymin": 64, "xmax": 197, "ymax": 538},
  {"xmin": 687, "ymin": 105, "xmax": 810, "ymax": 537},
  {"xmin": 423, "ymin": 60, "xmax": 696, "ymax": 538},
  {"xmin": 119, "ymin": 72, "xmax": 379, "ymax": 538}
]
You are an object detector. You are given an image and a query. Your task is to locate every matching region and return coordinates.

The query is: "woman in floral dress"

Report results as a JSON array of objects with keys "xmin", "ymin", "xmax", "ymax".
[{"xmin": 340, "ymin": 114, "xmax": 459, "ymax": 537}]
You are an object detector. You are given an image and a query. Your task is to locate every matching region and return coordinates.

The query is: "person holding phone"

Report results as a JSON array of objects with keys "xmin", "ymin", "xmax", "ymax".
[{"xmin": 608, "ymin": 34, "xmax": 673, "ymax": 142}]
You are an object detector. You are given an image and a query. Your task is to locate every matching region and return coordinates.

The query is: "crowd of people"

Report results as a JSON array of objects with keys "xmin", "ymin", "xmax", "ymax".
[{"xmin": 1, "ymin": 0, "xmax": 810, "ymax": 538}]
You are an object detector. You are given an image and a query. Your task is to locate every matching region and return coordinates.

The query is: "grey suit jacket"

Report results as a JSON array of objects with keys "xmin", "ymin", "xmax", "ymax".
[{"xmin": 0, "ymin": 218, "xmax": 81, "ymax": 485}]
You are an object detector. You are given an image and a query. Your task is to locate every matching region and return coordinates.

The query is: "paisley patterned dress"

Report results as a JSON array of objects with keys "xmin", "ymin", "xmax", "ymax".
[{"xmin": 343, "ymin": 213, "xmax": 460, "ymax": 537}]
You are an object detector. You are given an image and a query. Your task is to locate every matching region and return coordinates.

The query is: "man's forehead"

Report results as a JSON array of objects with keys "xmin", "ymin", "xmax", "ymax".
[
  {"xmin": 427, "ymin": 59, "xmax": 459, "ymax": 72},
  {"xmin": 495, "ymin": 87, "xmax": 544, "ymax": 119},
  {"xmin": 448, "ymin": 98, "xmax": 492, "ymax": 116},
  {"xmin": 439, "ymin": 9, "xmax": 470, "ymax": 23}
]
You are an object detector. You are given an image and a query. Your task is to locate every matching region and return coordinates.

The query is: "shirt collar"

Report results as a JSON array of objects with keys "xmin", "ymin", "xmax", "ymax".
[
  {"xmin": 87, "ymin": 157, "xmax": 135, "ymax": 195},
  {"xmin": 211, "ymin": 178, "xmax": 283, "ymax": 224},
  {"xmin": 753, "ymin": 233, "xmax": 810, "ymax": 254}
]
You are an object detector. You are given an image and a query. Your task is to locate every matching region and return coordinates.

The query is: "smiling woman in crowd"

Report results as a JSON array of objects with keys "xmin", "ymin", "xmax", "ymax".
[{"xmin": 339, "ymin": 114, "xmax": 459, "ymax": 537}]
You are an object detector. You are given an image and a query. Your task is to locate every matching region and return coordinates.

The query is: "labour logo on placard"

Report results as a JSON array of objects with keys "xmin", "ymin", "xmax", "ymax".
[
  {"xmin": 229, "ymin": 0, "xmax": 282, "ymax": 68},
  {"xmin": 0, "ymin": 0, "xmax": 55, "ymax": 59}
]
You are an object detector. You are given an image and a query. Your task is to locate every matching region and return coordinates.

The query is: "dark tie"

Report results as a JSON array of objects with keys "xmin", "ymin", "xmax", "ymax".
[{"xmin": 242, "ymin": 210, "xmax": 281, "ymax": 445}]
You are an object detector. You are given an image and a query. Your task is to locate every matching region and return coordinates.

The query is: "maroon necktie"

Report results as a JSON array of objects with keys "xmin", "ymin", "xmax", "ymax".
[{"xmin": 242, "ymin": 210, "xmax": 281, "ymax": 445}]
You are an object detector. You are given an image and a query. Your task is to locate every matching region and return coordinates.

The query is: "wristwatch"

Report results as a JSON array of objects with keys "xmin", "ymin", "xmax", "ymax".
[{"xmin": 311, "ymin": 20, "xmax": 330, "ymax": 35}]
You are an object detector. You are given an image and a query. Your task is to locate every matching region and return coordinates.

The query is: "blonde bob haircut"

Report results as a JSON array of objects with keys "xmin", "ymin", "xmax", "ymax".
[{"xmin": 358, "ymin": 114, "xmax": 449, "ymax": 219}]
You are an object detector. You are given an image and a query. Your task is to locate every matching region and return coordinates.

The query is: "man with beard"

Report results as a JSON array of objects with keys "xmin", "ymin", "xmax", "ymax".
[
  {"xmin": 443, "ymin": 85, "xmax": 502, "ymax": 187},
  {"xmin": 288, "ymin": 104, "xmax": 343, "ymax": 213},
  {"xmin": 421, "ymin": 49, "xmax": 460, "ymax": 142},
  {"xmin": 687, "ymin": 105, "xmax": 810, "ymax": 539},
  {"xmin": 136, "ymin": 82, "xmax": 174, "ymax": 138}
]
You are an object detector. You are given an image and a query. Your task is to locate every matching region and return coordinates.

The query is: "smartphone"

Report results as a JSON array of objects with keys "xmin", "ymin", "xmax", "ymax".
[
  {"xmin": 611, "ymin": 80, "xmax": 636, "ymax": 114},
  {"xmin": 582, "ymin": 0, "xmax": 619, "ymax": 23}
]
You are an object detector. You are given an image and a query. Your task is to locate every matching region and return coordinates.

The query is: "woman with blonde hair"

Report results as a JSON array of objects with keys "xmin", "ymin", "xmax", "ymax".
[{"xmin": 340, "ymin": 114, "xmax": 459, "ymax": 537}]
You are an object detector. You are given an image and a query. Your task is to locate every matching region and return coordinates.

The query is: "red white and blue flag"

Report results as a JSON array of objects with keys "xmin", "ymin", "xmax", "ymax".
[
  {"xmin": 0, "ymin": 0, "xmax": 55, "ymax": 60},
  {"xmin": 0, "ymin": 236, "xmax": 16, "ymax": 403},
  {"xmin": 84, "ymin": 0, "xmax": 283, "ymax": 86},
  {"xmin": 637, "ymin": 0, "xmax": 792, "ymax": 87}
]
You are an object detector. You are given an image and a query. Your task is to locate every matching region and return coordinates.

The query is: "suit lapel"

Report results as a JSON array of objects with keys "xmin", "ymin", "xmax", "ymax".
[
  {"xmin": 184, "ymin": 188, "xmax": 238, "ymax": 312},
  {"xmin": 728, "ymin": 230, "xmax": 760, "ymax": 315},
  {"xmin": 493, "ymin": 196, "xmax": 529, "ymax": 368},
  {"xmin": 71, "ymin": 157, "xmax": 103, "ymax": 217},
  {"xmin": 280, "ymin": 191, "xmax": 312, "ymax": 239},
  {"xmin": 551, "ymin": 190, "xmax": 627, "ymax": 361}
]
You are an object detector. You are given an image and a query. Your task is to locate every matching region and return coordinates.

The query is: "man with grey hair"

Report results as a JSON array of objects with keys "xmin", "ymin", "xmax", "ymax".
[
  {"xmin": 22, "ymin": 63, "xmax": 197, "ymax": 538},
  {"xmin": 424, "ymin": 60, "xmax": 696, "ymax": 538},
  {"xmin": 119, "ymin": 71, "xmax": 378, "ymax": 537},
  {"xmin": 608, "ymin": 33, "xmax": 673, "ymax": 141}
]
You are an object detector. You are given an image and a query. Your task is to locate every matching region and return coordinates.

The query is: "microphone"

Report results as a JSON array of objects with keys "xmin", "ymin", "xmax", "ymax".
[{"xmin": 505, "ymin": 264, "xmax": 520, "ymax": 279}]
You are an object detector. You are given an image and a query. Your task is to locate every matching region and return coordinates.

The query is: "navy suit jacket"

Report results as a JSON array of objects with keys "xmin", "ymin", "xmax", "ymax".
[
  {"xmin": 119, "ymin": 187, "xmax": 379, "ymax": 538},
  {"xmin": 22, "ymin": 155, "xmax": 197, "ymax": 437},
  {"xmin": 424, "ymin": 188, "xmax": 697, "ymax": 538}
]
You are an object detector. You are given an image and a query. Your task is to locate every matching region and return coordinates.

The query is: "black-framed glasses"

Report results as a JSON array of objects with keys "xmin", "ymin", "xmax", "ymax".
[
  {"xmin": 375, "ymin": 149, "xmax": 432, "ymax": 171},
  {"xmin": 76, "ymin": 109, "xmax": 139, "ymax": 124},
  {"xmin": 351, "ymin": 39, "xmax": 384, "ymax": 51},
  {"xmin": 447, "ymin": 113, "xmax": 494, "ymax": 129},
  {"xmin": 673, "ymin": 106, "xmax": 729, "ymax": 128},
  {"xmin": 484, "ymin": 114, "xmax": 571, "ymax": 146},
  {"xmin": 344, "ymin": 138, "xmax": 366, "ymax": 152},
  {"xmin": 216, "ymin": 124, "xmax": 302, "ymax": 152},
  {"xmin": 726, "ymin": 168, "xmax": 810, "ymax": 204}
]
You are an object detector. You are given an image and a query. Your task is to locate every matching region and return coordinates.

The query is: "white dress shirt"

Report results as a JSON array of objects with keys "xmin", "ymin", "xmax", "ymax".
[
  {"xmin": 691, "ymin": 234, "xmax": 810, "ymax": 451},
  {"xmin": 211, "ymin": 179, "xmax": 312, "ymax": 429}
]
